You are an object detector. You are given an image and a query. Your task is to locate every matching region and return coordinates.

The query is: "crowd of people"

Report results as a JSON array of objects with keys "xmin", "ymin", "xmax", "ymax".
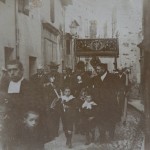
[{"xmin": 0, "ymin": 59, "xmax": 130, "ymax": 150}]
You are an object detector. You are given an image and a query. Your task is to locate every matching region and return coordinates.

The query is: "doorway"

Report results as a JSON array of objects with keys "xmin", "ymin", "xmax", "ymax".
[
  {"xmin": 4, "ymin": 47, "xmax": 14, "ymax": 67},
  {"xmin": 29, "ymin": 56, "xmax": 37, "ymax": 78}
]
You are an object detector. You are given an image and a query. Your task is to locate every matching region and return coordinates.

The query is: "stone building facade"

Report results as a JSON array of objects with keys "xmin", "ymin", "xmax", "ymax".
[{"xmin": 0, "ymin": 0, "xmax": 72, "ymax": 78}]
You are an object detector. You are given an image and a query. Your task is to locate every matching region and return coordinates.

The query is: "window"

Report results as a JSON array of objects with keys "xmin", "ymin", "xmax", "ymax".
[
  {"xmin": 42, "ymin": 23, "xmax": 59, "ymax": 65},
  {"xmin": 44, "ymin": 38, "xmax": 57, "ymax": 65},
  {"xmin": 43, "ymin": 29, "xmax": 57, "ymax": 65},
  {"xmin": 0, "ymin": 0, "xmax": 5, "ymax": 3},
  {"xmin": 66, "ymin": 40, "xmax": 71, "ymax": 55},
  {"xmin": 50, "ymin": 0, "xmax": 55, "ymax": 23},
  {"xmin": 4, "ymin": 47, "xmax": 14, "ymax": 67},
  {"xmin": 18, "ymin": 0, "xmax": 29, "ymax": 16}
]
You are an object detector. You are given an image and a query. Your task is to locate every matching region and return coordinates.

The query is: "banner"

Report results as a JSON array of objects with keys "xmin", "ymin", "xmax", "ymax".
[{"xmin": 75, "ymin": 38, "xmax": 119, "ymax": 57}]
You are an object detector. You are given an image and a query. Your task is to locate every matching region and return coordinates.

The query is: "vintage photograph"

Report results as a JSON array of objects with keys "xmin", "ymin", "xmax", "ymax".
[{"xmin": 0, "ymin": 0, "xmax": 149, "ymax": 149}]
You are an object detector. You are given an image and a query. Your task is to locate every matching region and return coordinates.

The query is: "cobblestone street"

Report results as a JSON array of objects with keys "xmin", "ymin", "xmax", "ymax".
[{"xmin": 45, "ymin": 106, "xmax": 144, "ymax": 150}]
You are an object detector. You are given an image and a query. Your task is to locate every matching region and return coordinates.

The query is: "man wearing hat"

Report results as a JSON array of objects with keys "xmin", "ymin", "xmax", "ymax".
[
  {"xmin": 61, "ymin": 67, "xmax": 73, "ymax": 89},
  {"xmin": 115, "ymin": 67, "xmax": 126, "ymax": 120},
  {"xmin": 71, "ymin": 61, "xmax": 91, "ymax": 133},
  {"xmin": 30, "ymin": 64, "xmax": 46, "ymax": 100},
  {"xmin": 47, "ymin": 61, "xmax": 62, "ymax": 88},
  {"xmin": 1, "ymin": 59, "xmax": 35, "ymax": 150},
  {"xmin": 30, "ymin": 64, "xmax": 48, "ymax": 142},
  {"xmin": 92, "ymin": 63, "xmax": 119, "ymax": 143},
  {"xmin": 44, "ymin": 61, "xmax": 62, "ymax": 139},
  {"xmin": 72, "ymin": 61, "xmax": 91, "ymax": 97},
  {"xmin": 115, "ymin": 67, "xmax": 131, "ymax": 124}
]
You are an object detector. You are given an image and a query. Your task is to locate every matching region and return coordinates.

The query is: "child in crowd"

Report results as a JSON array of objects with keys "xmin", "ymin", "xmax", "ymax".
[
  {"xmin": 14, "ymin": 109, "xmax": 45, "ymax": 150},
  {"xmin": 61, "ymin": 87, "xmax": 76, "ymax": 148},
  {"xmin": 80, "ymin": 90, "xmax": 97, "ymax": 145}
]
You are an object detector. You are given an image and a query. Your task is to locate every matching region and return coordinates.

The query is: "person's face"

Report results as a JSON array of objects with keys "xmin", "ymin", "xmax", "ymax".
[
  {"xmin": 77, "ymin": 75, "xmax": 82, "ymax": 81},
  {"xmin": 96, "ymin": 66, "xmax": 106, "ymax": 76},
  {"xmin": 24, "ymin": 113, "xmax": 39, "ymax": 128},
  {"xmin": 7, "ymin": 64, "xmax": 23, "ymax": 82},
  {"xmin": 64, "ymin": 88, "xmax": 71, "ymax": 97},
  {"xmin": 37, "ymin": 69, "xmax": 44, "ymax": 75},
  {"xmin": 49, "ymin": 76, "xmax": 55, "ymax": 83},
  {"xmin": 85, "ymin": 95, "xmax": 92, "ymax": 102}
]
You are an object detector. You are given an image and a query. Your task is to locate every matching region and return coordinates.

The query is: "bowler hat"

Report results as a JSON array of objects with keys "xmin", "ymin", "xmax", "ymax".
[
  {"xmin": 48, "ymin": 61, "xmax": 60, "ymax": 69},
  {"xmin": 76, "ymin": 61, "xmax": 85, "ymax": 70},
  {"xmin": 97, "ymin": 63, "xmax": 107, "ymax": 70}
]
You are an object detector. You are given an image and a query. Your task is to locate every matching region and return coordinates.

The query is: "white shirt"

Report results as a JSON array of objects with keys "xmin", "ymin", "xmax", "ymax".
[
  {"xmin": 82, "ymin": 101, "xmax": 97, "ymax": 109},
  {"xmin": 101, "ymin": 71, "xmax": 107, "ymax": 81},
  {"xmin": 119, "ymin": 74, "xmax": 123, "ymax": 78},
  {"xmin": 61, "ymin": 95, "xmax": 75, "ymax": 102},
  {"xmin": 8, "ymin": 77, "xmax": 24, "ymax": 93}
]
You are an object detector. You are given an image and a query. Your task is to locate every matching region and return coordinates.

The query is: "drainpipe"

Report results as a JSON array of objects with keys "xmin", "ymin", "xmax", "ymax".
[{"xmin": 15, "ymin": 0, "xmax": 19, "ymax": 59}]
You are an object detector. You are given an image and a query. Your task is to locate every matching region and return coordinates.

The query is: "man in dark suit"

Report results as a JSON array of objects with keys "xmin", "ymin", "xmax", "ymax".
[
  {"xmin": 92, "ymin": 63, "xmax": 119, "ymax": 143},
  {"xmin": 47, "ymin": 61, "xmax": 62, "ymax": 89},
  {"xmin": 30, "ymin": 64, "xmax": 47, "ymax": 109},
  {"xmin": 71, "ymin": 61, "xmax": 91, "ymax": 133},
  {"xmin": 2, "ymin": 59, "xmax": 36, "ymax": 150},
  {"xmin": 115, "ymin": 68, "xmax": 126, "ymax": 120},
  {"xmin": 61, "ymin": 68, "xmax": 73, "ymax": 89},
  {"xmin": 72, "ymin": 61, "xmax": 91, "ymax": 97},
  {"xmin": 5, "ymin": 60, "xmax": 34, "ymax": 114},
  {"xmin": 44, "ymin": 62, "xmax": 62, "ymax": 139}
]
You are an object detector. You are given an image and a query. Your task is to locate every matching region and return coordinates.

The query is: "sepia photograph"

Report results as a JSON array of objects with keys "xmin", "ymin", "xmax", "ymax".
[{"xmin": 0, "ymin": 0, "xmax": 149, "ymax": 149}]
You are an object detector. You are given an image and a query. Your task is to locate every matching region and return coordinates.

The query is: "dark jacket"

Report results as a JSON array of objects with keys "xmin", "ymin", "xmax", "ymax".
[
  {"xmin": 92, "ymin": 72, "xmax": 119, "ymax": 123},
  {"xmin": 71, "ymin": 72, "xmax": 91, "ymax": 97},
  {"xmin": 81, "ymin": 104, "xmax": 97, "ymax": 119},
  {"xmin": 14, "ymin": 124, "xmax": 45, "ymax": 150},
  {"xmin": 4, "ymin": 79, "xmax": 35, "ymax": 116},
  {"xmin": 2, "ymin": 79, "xmax": 36, "ymax": 147},
  {"xmin": 30, "ymin": 73, "xmax": 47, "ymax": 97},
  {"xmin": 115, "ymin": 73, "xmax": 126, "ymax": 91}
]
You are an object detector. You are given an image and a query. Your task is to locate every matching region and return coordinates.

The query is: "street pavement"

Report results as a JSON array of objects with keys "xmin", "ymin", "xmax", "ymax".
[
  {"xmin": 0, "ymin": 102, "xmax": 144, "ymax": 150},
  {"xmin": 45, "ymin": 105, "xmax": 144, "ymax": 150}
]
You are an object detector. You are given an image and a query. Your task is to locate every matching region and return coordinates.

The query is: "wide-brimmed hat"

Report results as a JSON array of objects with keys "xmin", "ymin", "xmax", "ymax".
[
  {"xmin": 97, "ymin": 63, "xmax": 108, "ymax": 70},
  {"xmin": 66, "ymin": 67, "xmax": 72, "ymax": 73},
  {"xmin": 48, "ymin": 61, "xmax": 60, "ymax": 69},
  {"xmin": 75, "ymin": 61, "xmax": 85, "ymax": 70},
  {"xmin": 90, "ymin": 57, "xmax": 101, "ymax": 68}
]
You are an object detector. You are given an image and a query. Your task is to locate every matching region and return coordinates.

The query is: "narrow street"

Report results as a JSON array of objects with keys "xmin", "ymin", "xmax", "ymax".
[
  {"xmin": 1, "ymin": 0, "xmax": 150, "ymax": 149},
  {"xmin": 45, "ymin": 105, "xmax": 144, "ymax": 150}
]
